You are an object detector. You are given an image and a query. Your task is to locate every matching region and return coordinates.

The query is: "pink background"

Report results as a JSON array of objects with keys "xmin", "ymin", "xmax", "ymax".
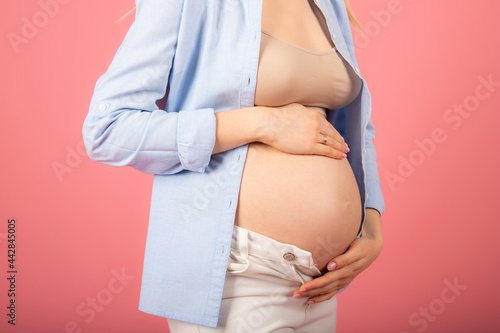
[{"xmin": 1, "ymin": 0, "xmax": 499, "ymax": 332}]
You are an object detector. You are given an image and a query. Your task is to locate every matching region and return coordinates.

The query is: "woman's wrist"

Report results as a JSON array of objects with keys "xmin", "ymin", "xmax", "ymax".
[
  {"xmin": 361, "ymin": 208, "xmax": 383, "ymax": 241},
  {"xmin": 252, "ymin": 105, "xmax": 275, "ymax": 145},
  {"xmin": 211, "ymin": 105, "xmax": 273, "ymax": 155}
]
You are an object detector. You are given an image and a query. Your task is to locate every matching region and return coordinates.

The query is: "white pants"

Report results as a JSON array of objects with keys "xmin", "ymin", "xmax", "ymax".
[{"xmin": 167, "ymin": 225, "xmax": 337, "ymax": 332}]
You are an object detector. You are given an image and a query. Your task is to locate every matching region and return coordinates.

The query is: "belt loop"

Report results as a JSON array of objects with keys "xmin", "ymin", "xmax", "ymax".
[{"xmin": 239, "ymin": 226, "xmax": 249, "ymax": 258}]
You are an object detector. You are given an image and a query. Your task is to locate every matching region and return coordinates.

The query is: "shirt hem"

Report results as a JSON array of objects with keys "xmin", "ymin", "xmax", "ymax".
[{"xmin": 138, "ymin": 304, "xmax": 219, "ymax": 328}]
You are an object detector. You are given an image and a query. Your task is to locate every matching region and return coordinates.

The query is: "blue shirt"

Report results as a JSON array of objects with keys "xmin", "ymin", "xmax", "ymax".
[{"xmin": 82, "ymin": 0, "xmax": 385, "ymax": 328}]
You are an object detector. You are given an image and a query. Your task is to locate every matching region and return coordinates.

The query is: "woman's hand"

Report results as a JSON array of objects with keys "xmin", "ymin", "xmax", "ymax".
[
  {"xmin": 260, "ymin": 103, "xmax": 349, "ymax": 159},
  {"xmin": 292, "ymin": 208, "xmax": 383, "ymax": 303}
]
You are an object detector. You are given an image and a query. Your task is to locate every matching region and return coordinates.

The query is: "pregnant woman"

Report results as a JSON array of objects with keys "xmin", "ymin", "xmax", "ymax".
[
  {"xmin": 236, "ymin": 0, "xmax": 364, "ymax": 275},
  {"xmin": 83, "ymin": 0, "xmax": 385, "ymax": 331}
]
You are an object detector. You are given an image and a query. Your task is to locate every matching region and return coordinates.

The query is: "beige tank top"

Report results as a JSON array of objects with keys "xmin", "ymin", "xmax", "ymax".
[{"xmin": 254, "ymin": 28, "xmax": 362, "ymax": 117}]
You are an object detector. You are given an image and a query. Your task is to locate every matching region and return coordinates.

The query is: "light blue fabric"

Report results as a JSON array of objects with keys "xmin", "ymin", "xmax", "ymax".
[{"xmin": 82, "ymin": 0, "xmax": 385, "ymax": 328}]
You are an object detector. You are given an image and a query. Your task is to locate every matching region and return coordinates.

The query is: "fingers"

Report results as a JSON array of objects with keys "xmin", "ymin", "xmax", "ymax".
[
  {"xmin": 316, "ymin": 115, "xmax": 346, "ymax": 142},
  {"xmin": 293, "ymin": 270, "xmax": 355, "ymax": 303},
  {"xmin": 305, "ymin": 291, "xmax": 338, "ymax": 304},
  {"xmin": 270, "ymin": 103, "xmax": 350, "ymax": 159},
  {"xmin": 294, "ymin": 281, "xmax": 341, "ymax": 299},
  {"xmin": 314, "ymin": 141, "xmax": 348, "ymax": 159},
  {"xmin": 327, "ymin": 260, "xmax": 337, "ymax": 271},
  {"xmin": 319, "ymin": 126, "xmax": 346, "ymax": 148},
  {"xmin": 315, "ymin": 124, "xmax": 349, "ymax": 159},
  {"xmin": 293, "ymin": 243, "xmax": 369, "ymax": 301},
  {"xmin": 297, "ymin": 269, "xmax": 349, "ymax": 294},
  {"xmin": 293, "ymin": 276, "xmax": 346, "ymax": 303},
  {"xmin": 292, "ymin": 237, "xmax": 384, "ymax": 304},
  {"xmin": 332, "ymin": 239, "xmax": 365, "ymax": 269}
]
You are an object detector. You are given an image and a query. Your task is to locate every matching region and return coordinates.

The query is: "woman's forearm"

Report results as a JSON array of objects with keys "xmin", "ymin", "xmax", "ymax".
[
  {"xmin": 211, "ymin": 103, "xmax": 350, "ymax": 158},
  {"xmin": 361, "ymin": 208, "xmax": 383, "ymax": 241},
  {"xmin": 211, "ymin": 106, "xmax": 270, "ymax": 155}
]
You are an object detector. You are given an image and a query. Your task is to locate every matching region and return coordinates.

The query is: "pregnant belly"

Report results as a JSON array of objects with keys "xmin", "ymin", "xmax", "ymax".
[{"xmin": 234, "ymin": 141, "xmax": 362, "ymax": 273}]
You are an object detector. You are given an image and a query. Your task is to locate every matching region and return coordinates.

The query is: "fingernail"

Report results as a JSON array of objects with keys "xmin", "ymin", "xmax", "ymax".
[
  {"xmin": 294, "ymin": 293, "xmax": 302, "ymax": 298},
  {"xmin": 307, "ymin": 300, "xmax": 315, "ymax": 304},
  {"xmin": 299, "ymin": 288, "xmax": 307, "ymax": 292},
  {"xmin": 327, "ymin": 262, "xmax": 337, "ymax": 271},
  {"xmin": 346, "ymin": 147, "xmax": 350, "ymax": 152},
  {"xmin": 341, "ymin": 153, "xmax": 347, "ymax": 158}
]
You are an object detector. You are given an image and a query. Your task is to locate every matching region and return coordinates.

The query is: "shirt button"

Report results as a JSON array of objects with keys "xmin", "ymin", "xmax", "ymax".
[
  {"xmin": 331, "ymin": 33, "xmax": 336, "ymax": 40},
  {"xmin": 283, "ymin": 252, "xmax": 296, "ymax": 261},
  {"xmin": 363, "ymin": 148, "xmax": 367, "ymax": 155},
  {"xmin": 365, "ymin": 194, "xmax": 369, "ymax": 200},
  {"xmin": 98, "ymin": 104, "xmax": 107, "ymax": 111}
]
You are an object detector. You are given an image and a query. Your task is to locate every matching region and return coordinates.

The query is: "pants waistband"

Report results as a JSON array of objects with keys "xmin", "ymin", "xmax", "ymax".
[{"xmin": 231, "ymin": 225, "xmax": 322, "ymax": 277}]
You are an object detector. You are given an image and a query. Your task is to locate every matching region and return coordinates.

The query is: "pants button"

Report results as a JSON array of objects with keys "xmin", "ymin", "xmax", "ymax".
[{"xmin": 283, "ymin": 252, "xmax": 296, "ymax": 261}]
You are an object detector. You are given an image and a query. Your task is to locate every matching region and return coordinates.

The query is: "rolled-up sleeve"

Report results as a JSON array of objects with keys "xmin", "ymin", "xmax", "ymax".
[{"xmin": 82, "ymin": 0, "xmax": 216, "ymax": 175}]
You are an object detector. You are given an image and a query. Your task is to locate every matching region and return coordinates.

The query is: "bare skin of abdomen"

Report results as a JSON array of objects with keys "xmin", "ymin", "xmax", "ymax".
[{"xmin": 234, "ymin": 140, "xmax": 362, "ymax": 274}]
